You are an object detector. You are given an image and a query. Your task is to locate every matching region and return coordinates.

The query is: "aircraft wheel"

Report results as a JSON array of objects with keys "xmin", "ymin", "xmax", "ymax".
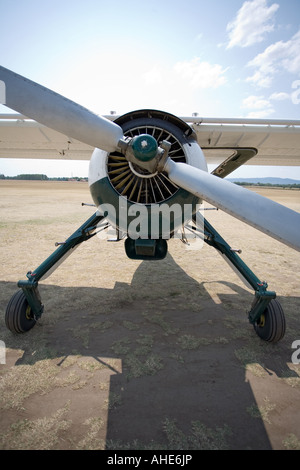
[
  {"xmin": 5, "ymin": 290, "xmax": 36, "ymax": 334},
  {"xmin": 253, "ymin": 299, "xmax": 286, "ymax": 343}
]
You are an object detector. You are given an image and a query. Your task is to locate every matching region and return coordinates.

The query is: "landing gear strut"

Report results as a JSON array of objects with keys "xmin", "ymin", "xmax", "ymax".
[
  {"xmin": 192, "ymin": 213, "xmax": 286, "ymax": 343},
  {"xmin": 5, "ymin": 212, "xmax": 104, "ymax": 334}
]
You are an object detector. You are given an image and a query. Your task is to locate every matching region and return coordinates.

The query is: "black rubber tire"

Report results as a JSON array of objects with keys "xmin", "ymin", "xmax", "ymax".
[
  {"xmin": 5, "ymin": 290, "xmax": 36, "ymax": 334},
  {"xmin": 253, "ymin": 299, "xmax": 286, "ymax": 343}
]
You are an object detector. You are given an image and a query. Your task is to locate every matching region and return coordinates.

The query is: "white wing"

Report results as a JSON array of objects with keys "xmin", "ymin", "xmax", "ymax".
[
  {"xmin": 189, "ymin": 116, "xmax": 300, "ymax": 170},
  {"xmin": 0, "ymin": 114, "xmax": 93, "ymax": 160},
  {"xmin": 1, "ymin": 114, "xmax": 299, "ymax": 174}
]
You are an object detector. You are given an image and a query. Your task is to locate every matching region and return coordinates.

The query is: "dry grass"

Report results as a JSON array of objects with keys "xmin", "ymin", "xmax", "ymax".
[{"xmin": 0, "ymin": 180, "xmax": 299, "ymax": 450}]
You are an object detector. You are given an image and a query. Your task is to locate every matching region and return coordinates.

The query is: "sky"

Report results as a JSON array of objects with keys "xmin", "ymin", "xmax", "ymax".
[{"xmin": 0, "ymin": 0, "xmax": 300, "ymax": 178}]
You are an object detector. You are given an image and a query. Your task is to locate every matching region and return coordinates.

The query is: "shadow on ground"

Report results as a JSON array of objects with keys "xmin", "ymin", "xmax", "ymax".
[{"xmin": 1, "ymin": 253, "xmax": 299, "ymax": 450}]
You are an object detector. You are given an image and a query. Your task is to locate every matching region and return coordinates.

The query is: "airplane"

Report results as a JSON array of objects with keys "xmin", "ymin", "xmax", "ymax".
[{"xmin": 1, "ymin": 65, "xmax": 300, "ymax": 343}]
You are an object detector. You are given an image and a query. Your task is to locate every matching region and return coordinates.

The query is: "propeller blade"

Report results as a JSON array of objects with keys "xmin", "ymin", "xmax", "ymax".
[
  {"xmin": 164, "ymin": 158, "xmax": 300, "ymax": 252},
  {"xmin": 0, "ymin": 66, "xmax": 124, "ymax": 153}
]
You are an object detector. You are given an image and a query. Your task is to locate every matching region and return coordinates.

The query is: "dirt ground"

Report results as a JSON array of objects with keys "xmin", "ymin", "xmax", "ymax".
[{"xmin": 0, "ymin": 179, "xmax": 299, "ymax": 450}]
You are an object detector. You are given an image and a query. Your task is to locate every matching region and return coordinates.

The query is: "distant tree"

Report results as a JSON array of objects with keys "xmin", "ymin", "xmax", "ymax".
[{"xmin": 16, "ymin": 174, "xmax": 48, "ymax": 180}]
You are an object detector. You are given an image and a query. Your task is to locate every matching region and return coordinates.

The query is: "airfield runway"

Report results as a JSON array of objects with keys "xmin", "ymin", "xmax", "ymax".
[{"xmin": 0, "ymin": 180, "xmax": 299, "ymax": 450}]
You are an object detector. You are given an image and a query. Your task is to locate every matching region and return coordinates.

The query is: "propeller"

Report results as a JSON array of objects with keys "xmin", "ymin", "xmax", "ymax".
[
  {"xmin": 164, "ymin": 158, "xmax": 300, "ymax": 252},
  {"xmin": 0, "ymin": 66, "xmax": 165, "ymax": 162},
  {"xmin": 1, "ymin": 66, "xmax": 299, "ymax": 252},
  {"xmin": 0, "ymin": 66, "xmax": 124, "ymax": 153}
]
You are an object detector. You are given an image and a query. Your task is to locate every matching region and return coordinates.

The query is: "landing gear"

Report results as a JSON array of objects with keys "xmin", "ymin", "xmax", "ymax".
[
  {"xmin": 191, "ymin": 213, "xmax": 286, "ymax": 343},
  {"xmin": 5, "ymin": 211, "xmax": 104, "ymax": 334},
  {"xmin": 5, "ymin": 290, "xmax": 36, "ymax": 334},
  {"xmin": 253, "ymin": 299, "xmax": 286, "ymax": 343},
  {"xmin": 6, "ymin": 206, "xmax": 287, "ymax": 344}
]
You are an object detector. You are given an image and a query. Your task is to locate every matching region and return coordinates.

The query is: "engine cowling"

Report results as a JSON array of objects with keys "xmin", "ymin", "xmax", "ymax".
[{"xmin": 88, "ymin": 109, "xmax": 207, "ymax": 259}]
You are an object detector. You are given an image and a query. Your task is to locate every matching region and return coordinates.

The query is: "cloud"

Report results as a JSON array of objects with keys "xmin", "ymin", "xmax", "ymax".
[
  {"xmin": 241, "ymin": 94, "xmax": 274, "ymax": 117},
  {"xmin": 245, "ymin": 110, "xmax": 274, "ymax": 118},
  {"xmin": 246, "ymin": 29, "xmax": 300, "ymax": 87},
  {"xmin": 142, "ymin": 59, "xmax": 228, "ymax": 91},
  {"xmin": 242, "ymin": 95, "xmax": 271, "ymax": 109},
  {"xmin": 226, "ymin": 0, "xmax": 279, "ymax": 49},
  {"xmin": 173, "ymin": 59, "xmax": 227, "ymax": 89},
  {"xmin": 269, "ymin": 92, "xmax": 290, "ymax": 101},
  {"xmin": 136, "ymin": 59, "xmax": 229, "ymax": 114}
]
